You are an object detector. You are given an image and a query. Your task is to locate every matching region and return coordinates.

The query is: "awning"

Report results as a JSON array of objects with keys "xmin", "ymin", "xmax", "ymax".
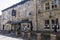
[
  {"xmin": 21, "ymin": 19, "xmax": 32, "ymax": 23},
  {"xmin": 6, "ymin": 20, "xmax": 32, "ymax": 24},
  {"xmin": 21, "ymin": 21, "xmax": 32, "ymax": 23},
  {"xmin": 6, "ymin": 21, "xmax": 21, "ymax": 24},
  {"xmin": 11, "ymin": 21, "xmax": 21, "ymax": 24}
]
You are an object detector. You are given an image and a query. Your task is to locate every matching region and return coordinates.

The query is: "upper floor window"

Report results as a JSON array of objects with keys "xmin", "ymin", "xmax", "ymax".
[
  {"xmin": 45, "ymin": 2, "xmax": 50, "ymax": 10},
  {"xmin": 25, "ymin": 10, "xmax": 30, "ymax": 17},
  {"xmin": 12, "ymin": 10, "xmax": 16, "ymax": 17},
  {"xmin": 4, "ymin": 16, "xmax": 8, "ymax": 20},
  {"xmin": 26, "ymin": 1, "xmax": 30, "ymax": 7},
  {"xmin": 51, "ymin": 0, "xmax": 57, "ymax": 9}
]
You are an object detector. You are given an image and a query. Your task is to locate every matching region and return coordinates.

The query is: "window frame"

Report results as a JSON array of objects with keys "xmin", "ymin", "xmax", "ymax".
[
  {"xmin": 51, "ymin": 0, "xmax": 57, "ymax": 9},
  {"xmin": 45, "ymin": 20, "xmax": 50, "ymax": 29},
  {"xmin": 51, "ymin": 19, "xmax": 59, "ymax": 29},
  {"xmin": 12, "ymin": 10, "xmax": 16, "ymax": 17},
  {"xmin": 44, "ymin": 2, "xmax": 50, "ymax": 11}
]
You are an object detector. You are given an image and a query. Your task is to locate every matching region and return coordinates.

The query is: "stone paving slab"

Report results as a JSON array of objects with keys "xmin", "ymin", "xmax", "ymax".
[
  {"xmin": 0, "ymin": 33, "xmax": 37, "ymax": 40},
  {"xmin": 0, "ymin": 35, "xmax": 23, "ymax": 40}
]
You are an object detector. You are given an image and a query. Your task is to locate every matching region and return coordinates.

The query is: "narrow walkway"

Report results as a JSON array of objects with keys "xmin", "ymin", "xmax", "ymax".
[
  {"xmin": 0, "ymin": 35, "xmax": 23, "ymax": 40},
  {"xmin": 0, "ymin": 32, "xmax": 36, "ymax": 40}
]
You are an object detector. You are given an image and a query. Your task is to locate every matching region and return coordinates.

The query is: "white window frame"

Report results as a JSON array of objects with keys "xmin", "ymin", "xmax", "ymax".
[
  {"xmin": 51, "ymin": 0, "xmax": 58, "ymax": 9},
  {"xmin": 44, "ymin": 2, "xmax": 50, "ymax": 11}
]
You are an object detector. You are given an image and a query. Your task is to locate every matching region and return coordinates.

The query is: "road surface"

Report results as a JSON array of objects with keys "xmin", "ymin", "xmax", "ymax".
[{"xmin": 0, "ymin": 35, "xmax": 23, "ymax": 40}]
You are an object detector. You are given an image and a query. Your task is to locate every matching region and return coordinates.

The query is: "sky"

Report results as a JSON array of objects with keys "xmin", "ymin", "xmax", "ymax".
[{"xmin": 0, "ymin": 0, "xmax": 22, "ymax": 15}]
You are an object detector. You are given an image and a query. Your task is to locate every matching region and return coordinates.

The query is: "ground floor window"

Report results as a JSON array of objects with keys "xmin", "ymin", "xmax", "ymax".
[
  {"xmin": 21, "ymin": 23, "xmax": 32, "ymax": 32},
  {"xmin": 45, "ymin": 20, "xmax": 50, "ymax": 29},
  {"xmin": 52, "ymin": 19, "xmax": 59, "ymax": 29},
  {"xmin": 45, "ymin": 19, "xmax": 59, "ymax": 29}
]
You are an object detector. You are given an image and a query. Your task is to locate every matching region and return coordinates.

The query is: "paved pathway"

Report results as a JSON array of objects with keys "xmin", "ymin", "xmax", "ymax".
[{"xmin": 0, "ymin": 35, "xmax": 23, "ymax": 40}]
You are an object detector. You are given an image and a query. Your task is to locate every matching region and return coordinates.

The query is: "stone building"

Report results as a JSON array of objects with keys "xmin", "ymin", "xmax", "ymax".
[
  {"xmin": 37, "ymin": 0, "xmax": 60, "ymax": 32},
  {"xmin": 1, "ymin": 0, "xmax": 36, "ymax": 32},
  {"xmin": 1, "ymin": 0, "xmax": 60, "ymax": 33}
]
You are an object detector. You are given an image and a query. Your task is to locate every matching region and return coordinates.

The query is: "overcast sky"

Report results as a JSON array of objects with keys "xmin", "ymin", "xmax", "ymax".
[{"xmin": 0, "ymin": 0, "xmax": 21, "ymax": 15}]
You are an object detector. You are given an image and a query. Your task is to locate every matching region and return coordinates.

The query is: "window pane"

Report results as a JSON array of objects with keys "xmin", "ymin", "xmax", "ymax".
[
  {"xmin": 45, "ymin": 25, "xmax": 50, "ymax": 29},
  {"xmin": 45, "ymin": 2, "xmax": 49, "ymax": 6},
  {"xmin": 52, "ymin": 0, "xmax": 57, "ymax": 9},
  {"xmin": 52, "ymin": 20, "xmax": 55, "ymax": 24},
  {"xmin": 45, "ymin": 2, "xmax": 50, "ymax": 10},
  {"xmin": 52, "ymin": 25, "xmax": 55, "ymax": 29},
  {"xmin": 52, "ymin": 5, "xmax": 54, "ymax": 9},
  {"xmin": 45, "ymin": 20, "xmax": 50, "ymax": 29},
  {"xmin": 52, "ymin": 1, "xmax": 56, "ymax": 5},
  {"xmin": 45, "ymin": 6, "xmax": 50, "ymax": 10},
  {"xmin": 45, "ymin": 20, "xmax": 49, "ymax": 24},
  {"xmin": 56, "ymin": 19, "xmax": 58, "ymax": 24},
  {"xmin": 4, "ymin": 16, "xmax": 8, "ymax": 20},
  {"xmin": 52, "ymin": 5, "xmax": 57, "ymax": 9}
]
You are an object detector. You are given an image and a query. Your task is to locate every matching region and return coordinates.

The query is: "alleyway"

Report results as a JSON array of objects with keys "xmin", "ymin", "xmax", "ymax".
[{"xmin": 0, "ymin": 35, "xmax": 23, "ymax": 40}]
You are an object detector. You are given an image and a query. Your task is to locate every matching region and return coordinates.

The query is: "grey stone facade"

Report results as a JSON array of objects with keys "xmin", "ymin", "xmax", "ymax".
[{"xmin": 1, "ymin": 0, "xmax": 60, "ymax": 32}]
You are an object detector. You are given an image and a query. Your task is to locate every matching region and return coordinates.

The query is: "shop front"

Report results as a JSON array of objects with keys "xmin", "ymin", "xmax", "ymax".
[
  {"xmin": 7, "ymin": 21, "xmax": 21, "ymax": 34},
  {"xmin": 6, "ymin": 20, "xmax": 33, "ymax": 37},
  {"xmin": 21, "ymin": 20, "xmax": 33, "ymax": 32},
  {"xmin": 20, "ymin": 19, "xmax": 33, "ymax": 38}
]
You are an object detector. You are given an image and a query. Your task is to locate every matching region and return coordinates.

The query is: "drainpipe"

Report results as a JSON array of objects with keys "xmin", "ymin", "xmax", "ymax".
[
  {"xmin": 36, "ymin": 0, "xmax": 38, "ymax": 32},
  {"xmin": 49, "ymin": 12, "xmax": 52, "ymax": 32}
]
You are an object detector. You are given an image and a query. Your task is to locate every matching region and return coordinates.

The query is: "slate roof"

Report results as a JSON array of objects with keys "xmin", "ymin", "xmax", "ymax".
[{"xmin": 2, "ymin": 0, "xmax": 29, "ymax": 12}]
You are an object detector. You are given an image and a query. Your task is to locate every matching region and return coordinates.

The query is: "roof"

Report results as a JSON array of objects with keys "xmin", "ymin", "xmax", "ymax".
[{"xmin": 2, "ymin": 0, "xmax": 30, "ymax": 12}]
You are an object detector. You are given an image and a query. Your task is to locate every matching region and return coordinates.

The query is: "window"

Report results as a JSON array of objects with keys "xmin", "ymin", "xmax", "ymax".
[
  {"xmin": 26, "ymin": 10, "xmax": 30, "ymax": 17},
  {"xmin": 12, "ymin": 10, "xmax": 16, "ymax": 17},
  {"xmin": 52, "ymin": 20, "xmax": 55, "ymax": 24},
  {"xmin": 4, "ymin": 16, "xmax": 8, "ymax": 20},
  {"xmin": 25, "ymin": 7, "xmax": 30, "ymax": 17},
  {"xmin": 51, "ymin": 0, "xmax": 57, "ymax": 9},
  {"xmin": 52, "ymin": 19, "xmax": 55, "ymax": 29},
  {"xmin": 25, "ymin": 2, "xmax": 29, "ymax": 9},
  {"xmin": 25, "ymin": 1, "xmax": 30, "ymax": 17},
  {"xmin": 52, "ymin": 19, "xmax": 59, "ymax": 29},
  {"xmin": 45, "ymin": 19, "xmax": 59, "ymax": 29},
  {"xmin": 26, "ymin": 1, "xmax": 30, "ymax": 7},
  {"xmin": 45, "ymin": 2, "xmax": 50, "ymax": 10},
  {"xmin": 45, "ymin": 20, "xmax": 50, "ymax": 29},
  {"xmin": 45, "ymin": 20, "xmax": 49, "ymax": 24},
  {"xmin": 56, "ymin": 19, "xmax": 58, "ymax": 24}
]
